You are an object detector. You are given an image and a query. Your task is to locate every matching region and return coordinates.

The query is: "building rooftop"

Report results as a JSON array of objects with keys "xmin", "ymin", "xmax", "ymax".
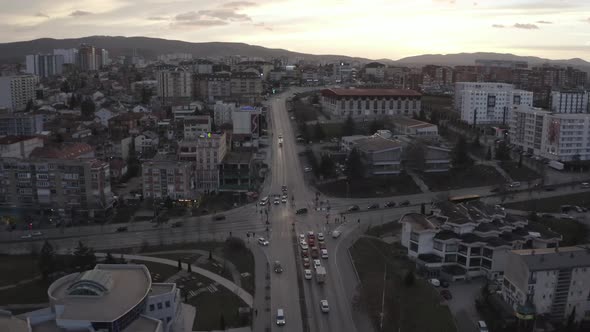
[
  {"xmin": 354, "ymin": 136, "xmax": 402, "ymax": 153},
  {"xmin": 0, "ymin": 311, "xmax": 29, "ymax": 332},
  {"xmin": 512, "ymin": 246, "xmax": 590, "ymax": 271},
  {"xmin": 150, "ymin": 283, "xmax": 175, "ymax": 296},
  {"xmin": 390, "ymin": 116, "xmax": 435, "ymax": 128},
  {"xmin": 222, "ymin": 151, "xmax": 253, "ymax": 164},
  {"xmin": 30, "ymin": 143, "xmax": 94, "ymax": 160},
  {"xmin": 0, "ymin": 135, "xmax": 38, "ymax": 145},
  {"xmin": 400, "ymin": 213, "xmax": 437, "ymax": 231},
  {"xmin": 125, "ymin": 315, "xmax": 161, "ymax": 332},
  {"xmin": 49, "ymin": 264, "xmax": 151, "ymax": 322},
  {"xmin": 433, "ymin": 201, "xmax": 473, "ymax": 225},
  {"xmin": 322, "ymin": 88, "xmax": 421, "ymax": 97}
]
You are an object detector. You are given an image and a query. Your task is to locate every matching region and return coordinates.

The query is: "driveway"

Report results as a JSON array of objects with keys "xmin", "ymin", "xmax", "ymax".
[{"xmin": 446, "ymin": 278, "xmax": 485, "ymax": 332}]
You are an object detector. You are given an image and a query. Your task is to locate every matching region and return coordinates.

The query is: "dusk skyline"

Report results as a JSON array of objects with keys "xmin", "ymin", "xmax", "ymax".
[{"xmin": 2, "ymin": 0, "xmax": 590, "ymax": 60}]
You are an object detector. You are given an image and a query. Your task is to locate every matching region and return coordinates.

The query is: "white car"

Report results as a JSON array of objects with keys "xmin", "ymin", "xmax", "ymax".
[
  {"xmin": 509, "ymin": 181, "xmax": 521, "ymax": 188},
  {"xmin": 313, "ymin": 259, "xmax": 322, "ymax": 269},
  {"xmin": 429, "ymin": 278, "xmax": 441, "ymax": 287},
  {"xmin": 320, "ymin": 300, "xmax": 330, "ymax": 313},
  {"xmin": 273, "ymin": 199, "xmax": 280, "ymax": 205},
  {"xmin": 299, "ymin": 233, "xmax": 306, "ymax": 241},
  {"xmin": 300, "ymin": 241, "xmax": 309, "ymax": 250},
  {"xmin": 331, "ymin": 230, "xmax": 341, "ymax": 238},
  {"xmin": 321, "ymin": 249, "xmax": 328, "ymax": 259},
  {"xmin": 259, "ymin": 196, "xmax": 269, "ymax": 206},
  {"xmin": 32, "ymin": 231, "xmax": 43, "ymax": 237},
  {"xmin": 317, "ymin": 232, "xmax": 325, "ymax": 241},
  {"xmin": 304, "ymin": 166, "xmax": 312, "ymax": 172},
  {"xmin": 304, "ymin": 269, "xmax": 312, "ymax": 280},
  {"xmin": 281, "ymin": 198, "xmax": 287, "ymax": 203},
  {"xmin": 258, "ymin": 237, "xmax": 269, "ymax": 246},
  {"xmin": 20, "ymin": 234, "xmax": 32, "ymax": 239}
]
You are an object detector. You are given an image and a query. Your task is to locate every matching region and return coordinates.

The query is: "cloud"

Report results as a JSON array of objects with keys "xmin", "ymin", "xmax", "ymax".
[
  {"xmin": 254, "ymin": 22, "xmax": 273, "ymax": 31},
  {"xmin": 147, "ymin": 16, "xmax": 168, "ymax": 21},
  {"xmin": 536, "ymin": 20, "xmax": 552, "ymax": 24},
  {"xmin": 69, "ymin": 10, "xmax": 92, "ymax": 17},
  {"xmin": 175, "ymin": 11, "xmax": 199, "ymax": 21},
  {"xmin": 513, "ymin": 23, "xmax": 539, "ymax": 29},
  {"xmin": 174, "ymin": 20, "xmax": 228, "ymax": 27},
  {"xmin": 223, "ymin": 1, "xmax": 257, "ymax": 8},
  {"xmin": 35, "ymin": 12, "xmax": 50, "ymax": 18},
  {"xmin": 198, "ymin": 9, "xmax": 252, "ymax": 21},
  {"xmin": 492, "ymin": 24, "xmax": 505, "ymax": 28},
  {"xmin": 584, "ymin": 18, "xmax": 590, "ymax": 23}
]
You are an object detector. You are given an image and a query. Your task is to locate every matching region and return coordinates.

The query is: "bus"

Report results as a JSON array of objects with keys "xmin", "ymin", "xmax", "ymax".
[{"xmin": 448, "ymin": 194, "xmax": 481, "ymax": 204}]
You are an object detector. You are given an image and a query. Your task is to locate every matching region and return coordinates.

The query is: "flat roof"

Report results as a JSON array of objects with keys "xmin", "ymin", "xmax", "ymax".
[
  {"xmin": 0, "ymin": 314, "xmax": 29, "ymax": 332},
  {"xmin": 401, "ymin": 213, "xmax": 437, "ymax": 231},
  {"xmin": 512, "ymin": 246, "xmax": 590, "ymax": 271},
  {"xmin": 151, "ymin": 283, "xmax": 174, "ymax": 296},
  {"xmin": 125, "ymin": 315, "xmax": 161, "ymax": 332},
  {"xmin": 50, "ymin": 264, "xmax": 151, "ymax": 322},
  {"xmin": 354, "ymin": 136, "xmax": 402, "ymax": 153},
  {"xmin": 222, "ymin": 151, "xmax": 253, "ymax": 164},
  {"xmin": 321, "ymin": 88, "xmax": 421, "ymax": 97}
]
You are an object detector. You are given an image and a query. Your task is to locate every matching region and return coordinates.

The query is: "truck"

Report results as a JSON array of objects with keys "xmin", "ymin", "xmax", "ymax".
[
  {"xmin": 315, "ymin": 266, "xmax": 326, "ymax": 284},
  {"xmin": 548, "ymin": 160, "xmax": 564, "ymax": 171}
]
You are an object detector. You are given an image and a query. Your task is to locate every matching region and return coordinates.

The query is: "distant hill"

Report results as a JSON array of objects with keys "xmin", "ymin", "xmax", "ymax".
[{"xmin": 0, "ymin": 36, "xmax": 588, "ymax": 71}]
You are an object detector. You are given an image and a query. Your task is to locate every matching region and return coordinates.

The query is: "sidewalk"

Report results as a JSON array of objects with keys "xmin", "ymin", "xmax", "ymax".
[
  {"xmin": 249, "ymin": 244, "xmax": 271, "ymax": 332},
  {"xmin": 407, "ymin": 170, "xmax": 431, "ymax": 193}
]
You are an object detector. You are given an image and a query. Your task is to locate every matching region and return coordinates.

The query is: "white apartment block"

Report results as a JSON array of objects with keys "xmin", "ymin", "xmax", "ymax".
[
  {"xmin": 454, "ymin": 82, "xmax": 533, "ymax": 125},
  {"xmin": 502, "ymin": 247, "xmax": 590, "ymax": 323},
  {"xmin": 550, "ymin": 91, "xmax": 589, "ymax": 114},
  {"xmin": 142, "ymin": 154, "xmax": 196, "ymax": 200},
  {"xmin": 26, "ymin": 54, "xmax": 64, "ymax": 78},
  {"xmin": 320, "ymin": 88, "xmax": 422, "ymax": 119},
  {"xmin": 53, "ymin": 48, "xmax": 79, "ymax": 64},
  {"xmin": 156, "ymin": 69, "xmax": 192, "ymax": 102},
  {"xmin": 510, "ymin": 105, "xmax": 590, "ymax": 161},
  {"xmin": 0, "ymin": 75, "xmax": 38, "ymax": 112},
  {"xmin": 5, "ymin": 264, "xmax": 190, "ymax": 332}
]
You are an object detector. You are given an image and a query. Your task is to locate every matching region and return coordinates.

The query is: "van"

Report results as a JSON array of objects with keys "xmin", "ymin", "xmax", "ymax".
[
  {"xmin": 276, "ymin": 309, "xmax": 286, "ymax": 326},
  {"xmin": 477, "ymin": 320, "xmax": 488, "ymax": 332}
]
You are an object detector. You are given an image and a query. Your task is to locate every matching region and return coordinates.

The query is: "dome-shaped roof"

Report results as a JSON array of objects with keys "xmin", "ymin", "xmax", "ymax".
[{"xmin": 66, "ymin": 270, "xmax": 114, "ymax": 296}]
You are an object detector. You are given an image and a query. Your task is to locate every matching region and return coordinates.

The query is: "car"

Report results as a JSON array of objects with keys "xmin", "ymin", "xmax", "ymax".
[
  {"xmin": 304, "ymin": 269, "xmax": 312, "ymax": 280},
  {"xmin": 303, "ymin": 257, "xmax": 311, "ymax": 268},
  {"xmin": 278, "ymin": 134, "xmax": 283, "ymax": 139},
  {"xmin": 20, "ymin": 234, "xmax": 32, "ymax": 239},
  {"xmin": 307, "ymin": 231, "xmax": 315, "ymax": 238},
  {"xmin": 281, "ymin": 185, "xmax": 287, "ymax": 192},
  {"xmin": 116, "ymin": 226, "xmax": 128, "ymax": 232},
  {"xmin": 308, "ymin": 238, "xmax": 315, "ymax": 246},
  {"xmin": 509, "ymin": 181, "xmax": 521, "ymax": 188},
  {"xmin": 321, "ymin": 249, "xmax": 328, "ymax": 259},
  {"xmin": 281, "ymin": 193, "xmax": 288, "ymax": 199},
  {"xmin": 171, "ymin": 222, "xmax": 183, "ymax": 228},
  {"xmin": 367, "ymin": 203, "xmax": 379, "ymax": 210},
  {"xmin": 477, "ymin": 320, "xmax": 489, "ymax": 332},
  {"xmin": 213, "ymin": 214, "xmax": 226, "ymax": 221},
  {"xmin": 429, "ymin": 278, "xmax": 441, "ymax": 287},
  {"xmin": 317, "ymin": 232, "xmax": 325, "ymax": 241},
  {"xmin": 299, "ymin": 233, "xmax": 306, "ymax": 241},
  {"xmin": 400, "ymin": 200, "xmax": 410, "ymax": 206},
  {"xmin": 300, "ymin": 241, "xmax": 309, "ymax": 250},
  {"xmin": 281, "ymin": 198, "xmax": 287, "ymax": 203},
  {"xmin": 301, "ymin": 249, "xmax": 309, "ymax": 257},
  {"xmin": 582, "ymin": 182, "xmax": 590, "ymax": 189},
  {"xmin": 313, "ymin": 259, "xmax": 322, "ymax": 269},
  {"xmin": 259, "ymin": 196, "xmax": 269, "ymax": 206},
  {"xmin": 331, "ymin": 230, "xmax": 342, "ymax": 238},
  {"xmin": 273, "ymin": 199, "xmax": 280, "ymax": 205},
  {"xmin": 304, "ymin": 166, "xmax": 313, "ymax": 172},
  {"xmin": 385, "ymin": 201, "xmax": 396, "ymax": 208},
  {"xmin": 544, "ymin": 186, "xmax": 556, "ymax": 191},
  {"xmin": 347, "ymin": 205, "xmax": 359, "ymax": 212},
  {"xmin": 319, "ymin": 241, "xmax": 326, "ymax": 249},
  {"xmin": 32, "ymin": 231, "xmax": 43, "ymax": 237},
  {"xmin": 560, "ymin": 213, "xmax": 575, "ymax": 220},
  {"xmin": 320, "ymin": 300, "xmax": 330, "ymax": 313},
  {"xmin": 276, "ymin": 309, "xmax": 286, "ymax": 326},
  {"xmin": 440, "ymin": 289, "xmax": 453, "ymax": 300},
  {"xmin": 440, "ymin": 280, "xmax": 450, "ymax": 288},
  {"xmin": 258, "ymin": 237, "xmax": 270, "ymax": 246},
  {"xmin": 296, "ymin": 208, "xmax": 308, "ymax": 215},
  {"xmin": 274, "ymin": 261, "xmax": 283, "ymax": 273}
]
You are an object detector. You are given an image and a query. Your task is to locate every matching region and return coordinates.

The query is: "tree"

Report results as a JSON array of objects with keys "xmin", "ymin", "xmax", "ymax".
[
  {"xmin": 319, "ymin": 154, "xmax": 335, "ymax": 178},
  {"xmin": 403, "ymin": 141, "xmax": 426, "ymax": 171},
  {"xmin": 38, "ymin": 240, "xmax": 55, "ymax": 280},
  {"xmin": 25, "ymin": 99, "xmax": 34, "ymax": 112},
  {"xmin": 219, "ymin": 314, "xmax": 226, "ymax": 330},
  {"xmin": 494, "ymin": 141, "xmax": 511, "ymax": 161},
  {"xmin": 60, "ymin": 80, "xmax": 71, "ymax": 93},
  {"xmin": 81, "ymin": 98, "xmax": 96, "ymax": 119},
  {"xmin": 343, "ymin": 114, "xmax": 355, "ymax": 136},
  {"xmin": 485, "ymin": 146, "xmax": 492, "ymax": 160},
  {"xmin": 69, "ymin": 94, "xmax": 79, "ymax": 109},
  {"xmin": 73, "ymin": 241, "xmax": 96, "ymax": 270},
  {"xmin": 451, "ymin": 135, "xmax": 473, "ymax": 168},
  {"xmin": 404, "ymin": 270, "xmax": 415, "ymax": 286},
  {"xmin": 369, "ymin": 119, "xmax": 383, "ymax": 134},
  {"xmin": 345, "ymin": 148, "xmax": 364, "ymax": 180},
  {"xmin": 313, "ymin": 122, "xmax": 325, "ymax": 141}
]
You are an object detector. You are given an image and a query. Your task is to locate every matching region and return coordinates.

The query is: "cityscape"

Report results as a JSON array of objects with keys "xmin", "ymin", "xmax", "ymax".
[{"xmin": 1, "ymin": 2, "xmax": 590, "ymax": 332}]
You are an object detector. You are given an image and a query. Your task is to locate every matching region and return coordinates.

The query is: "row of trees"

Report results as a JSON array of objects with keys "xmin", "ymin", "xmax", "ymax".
[{"xmin": 38, "ymin": 240, "xmax": 117, "ymax": 280}]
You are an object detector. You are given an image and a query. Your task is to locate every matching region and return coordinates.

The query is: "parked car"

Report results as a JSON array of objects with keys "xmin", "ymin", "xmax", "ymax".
[
  {"xmin": 116, "ymin": 226, "xmax": 128, "ymax": 232},
  {"xmin": 304, "ymin": 166, "xmax": 313, "ymax": 172},
  {"xmin": 213, "ymin": 214, "xmax": 226, "ymax": 221},
  {"xmin": 258, "ymin": 237, "xmax": 269, "ymax": 246},
  {"xmin": 400, "ymin": 200, "xmax": 410, "ymax": 206},
  {"xmin": 317, "ymin": 232, "xmax": 325, "ymax": 241},
  {"xmin": 544, "ymin": 186, "xmax": 556, "ymax": 191},
  {"xmin": 581, "ymin": 182, "xmax": 590, "ymax": 189},
  {"xmin": 477, "ymin": 320, "xmax": 489, "ymax": 332},
  {"xmin": 304, "ymin": 269, "xmax": 312, "ymax": 280},
  {"xmin": 440, "ymin": 289, "xmax": 453, "ymax": 300},
  {"xmin": 509, "ymin": 181, "xmax": 521, "ymax": 188},
  {"xmin": 274, "ymin": 261, "xmax": 283, "ymax": 273},
  {"xmin": 429, "ymin": 278, "xmax": 441, "ymax": 287},
  {"xmin": 171, "ymin": 222, "xmax": 183, "ymax": 228},
  {"xmin": 320, "ymin": 300, "xmax": 330, "ymax": 313},
  {"xmin": 385, "ymin": 201, "xmax": 396, "ymax": 208},
  {"xmin": 367, "ymin": 203, "xmax": 379, "ymax": 210},
  {"xmin": 347, "ymin": 205, "xmax": 360, "ymax": 212},
  {"xmin": 296, "ymin": 208, "xmax": 308, "ymax": 215}
]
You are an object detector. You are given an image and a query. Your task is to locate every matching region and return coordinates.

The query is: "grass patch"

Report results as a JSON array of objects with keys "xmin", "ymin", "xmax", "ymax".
[
  {"xmin": 317, "ymin": 174, "xmax": 422, "ymax": 198},
  {"xmin": 0, "ymin": 279, "xmax": 50, "ymax": 305},
  {"xmin": 499, "ymin": 162, "xmax": 540, "ymax": 182},
  {"xmin": 350, "ymin": 237, "xmax": 456, "ymax": 332},
  {"xmin": 293, "ymin": 100, "xmax": 319, "ymax": 122},
  {"xmin": 503, "ymin": 192, "xmax": 590, "ymax": 213},
  {"xmin": 0, "ymin": 255, "xmax": 39, "ymax": 287},
  {"xmin": 420, "ymin": 165, "xmax": 503, "ymax": 191},
  {"xmin": 366, "ymin": 222, "xmax": 402, "ymax": 237},
  {"xmin": 188, "ymin": 283, "xmax": 249, "ymax": 331},
  {"xmin": 531, "ymin": 216, "xmax": 588, "ymax": 246}
]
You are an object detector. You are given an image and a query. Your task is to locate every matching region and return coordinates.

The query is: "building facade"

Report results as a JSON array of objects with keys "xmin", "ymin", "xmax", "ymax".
[
  {"xmin": 142, "ymin": 154, "xmax": 196, "ymax": 200},
  {"xmin": 53, "ymin": 48, "xmax": 79, "ymax": 64},
  {"xmin": 230, "ymin": 72, "xmax": 263, "ymax": 104},
  {"xmin": 454, "ymin": 82, "xmax": 533, "ymax": 125},
  {"xmin": 213, "ymin": 101, "xmax": 236, "ymax": 126},
  {"xmin": 178, "ymin": 132, "xmax": 227, "ymax": 193},
  {"xmin": 0, "ymin": 136, "xmax": 44, "ymax": 159},
  {"xmin": 0, "ymin": 75, "xmax": 38, "ymax": 112},
  {"xmin": 156, "ymin": 69, "xmax": 193, "ymax": 103},
  {"xmin": 550, "ymin": 90, "xmax": 589, "ymax": 114},
  {"xmin": 25, "ymin": 54, "xmax": 64, "ymax": 78},
  {"xmin": 320, "ymin": 88, "xmax": 422, "ymax": 119},
  {"xmin": 0, "ymin": 113, "xmax": 44, "ymax": 136}
]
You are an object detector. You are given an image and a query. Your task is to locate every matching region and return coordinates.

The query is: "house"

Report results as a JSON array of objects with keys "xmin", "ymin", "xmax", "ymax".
[
  {"xmin": 109, "ymin": 158, "xmax": 128, "ymax": 180},
  {"xmin": 219, "ymin": 151, "xmax": 254, "ymax": 192},
  {"xmin": 135, "ymin": 131, "xmax": 160, "ymax": 155},
  {"xmin": 108, "ymin": 112, "xmax": 143, "ymax": 138}
]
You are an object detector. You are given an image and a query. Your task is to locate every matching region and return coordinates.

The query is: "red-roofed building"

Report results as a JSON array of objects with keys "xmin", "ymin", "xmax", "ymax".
[
  {"xmin": 0, "ymin": 135, "xmax": 44, "ymax": 158},
  {"xmin": 320, "ymin": 88, "xmax": 422, "ymax": 119},
  {"xmin": 30, "ymin": 143, "xmax": 95, "ymax": 160}
]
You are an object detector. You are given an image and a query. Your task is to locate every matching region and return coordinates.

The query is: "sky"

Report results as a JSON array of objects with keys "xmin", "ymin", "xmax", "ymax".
[{"xmin": 1, "ymin": 0, "xmax": 590, "ymax": 60}]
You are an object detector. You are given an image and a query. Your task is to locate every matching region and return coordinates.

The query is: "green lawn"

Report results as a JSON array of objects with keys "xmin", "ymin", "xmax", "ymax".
[
  {"xmin": 350, "ymin": 237, "xmax": 456, "ymax": 332},
  {"xmin": 0, "ymin": 279, "xmax": 50, "ymax": 305},
  {"xmin": 317, "ymin": 174, "xmax": 422, "ymax": 198},
  {"xmin": 0, "ymin": 255, "xmax": 39, "ymax": 287},
  {"xmin": 420, "ymin": 165, "xmax": 504, "ymax": 191},
  {"xmin": 531, "ymin": 216, "xmax": 588, "ymax": 246},
  {"xmin": 366, "ymin": 221, "xmax": 402, "ymax": 237},
  {"xmin": 188, "ymin": 283, "xmax": 249, "ymax": 331},
  {"xmin": 503, "ymin": 192, "xmax": 590, "ymax": 213},
  {"xmin": 499, "ymin": 162, "xmax": 540, "ymax": 182}
]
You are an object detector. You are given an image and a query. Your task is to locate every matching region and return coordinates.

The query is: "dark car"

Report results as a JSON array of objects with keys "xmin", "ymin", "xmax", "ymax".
[
  {"xmin": 544, "ymin": 187, "xmax": 556, "ymax": 191},
  {"xmin": 213, "ymin": 214, "xmax": 226, "ymax": 221},
  {"xmin": 385, "ymin": 201, "xmax": 396, "ymax": 208},
  {"xmin": 296, "ymin": 208, "xmax": 308, "ymax": 215},
  {"xmin": 440, "ymin": 289, "xmax": 452, "ymax": 300},
  {"xmin": 441, "ymin": 280, "xmax": 450, "ymax": 288},
  {"xmin": 347, "ymin": 205, "xmax": 360, "ymax": 212},
  {"xmin": 400, "ymin": 200, "xmax": 410, "ymax": 206},
  {"xmin": 172, "ymin": 222, "xmax": 183, "ymax": 228},
  {"xmin": 367, "ymin": 203, "xmax": 379, "ymax": 210},
  {"xmin": 116, "ymin": 226, "xmax": 128, "ymax": 232}
]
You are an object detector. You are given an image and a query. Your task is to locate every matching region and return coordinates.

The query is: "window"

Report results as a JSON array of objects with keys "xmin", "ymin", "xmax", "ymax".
[
  {"xmin": 433, "ymin": 241, "xmax": 444, "ymax": 251},
  {"xmin": 149, "ymin": 304, "xmax": 154, "ymax": 311},
  {"xmin": 409, "ymin": 242, "xmax": 418, "ymax": 252},
  {"xmin": 167, "ymin": 317, "xmax": 171, "ymax": 323},
  {"xmin": 157, "ymin": 302, "xmax": 163, "ymax": 310},
  {"xmin": 165, "ymin": 301, "xmax": 170, "ymax": 308}
]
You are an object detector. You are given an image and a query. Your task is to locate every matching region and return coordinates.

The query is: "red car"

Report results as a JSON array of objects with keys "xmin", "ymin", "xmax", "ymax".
[
  {"xmin": 308, "ymin": 238, "xmax": 315, "ymax": 246},
  {"xmin": 301, "ymin": 249, "xmax": 309, "ymax": 257},
  {"xmin": 303, "ymin": 257, "xmax": 311, "ymax": 268},
  {"xmin": 319, "ymin": 241, "xmax": 326, "ymax": 249},
  {"xmin": 311, "ymin": 247, "xmax": 319, "ymax": 259}
]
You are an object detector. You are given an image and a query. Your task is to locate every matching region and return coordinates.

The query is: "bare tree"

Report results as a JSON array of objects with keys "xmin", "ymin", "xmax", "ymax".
[{"xmin": 403, "ymin": 141, "xmax": 426, "ymax": 171}]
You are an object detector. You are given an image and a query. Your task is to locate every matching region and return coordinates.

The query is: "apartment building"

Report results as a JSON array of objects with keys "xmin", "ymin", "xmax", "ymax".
[
  {"xmin": 156, "ymin": 69, "xmax": 193, "ymax": 103},
  {"xmin": 0, "ymin": 136, "xmax": 44, "ymax": 159},
  {"xmin": 230, "ymin": 72, "xmax": 263, "ymax": 104},
  {"xmin": 213, "ymin": 101, "xmax": 236, "ymax": 126},
  {"xmin": 0, "ymin": 155, "xmax": 113, "ymax": 218},
  {"xmin": 320, "ymin": 88, "xmax": 422, "ymax": 119},
  {"xmin": 194, "ymin": 73, "xmax": 231, "ymax": 102},
  {"xmin": 454, "ymin": 82, "xmax": 533, "ymax": 125},
  {"xmin": 142, "ymin": 153, "xmax": 196, "ymax": 200},
  {"xmin": 0, "ymin": 75, "xmax": 38, "ymax": 112},
  {"xmin": 0, "ymin": 113, "xmax": 44, "ymax": 136},
  {"xmin": 9, "ymin": 264, "xmax": 189, "ymax": 332},
  {"xmin": 25, "ymin": 54, "xmax": 64, "ymax": 78},
  {"xmin": 400, "ymin": 200, "xmax": 561, "ymax": 281},
  {"xmin": 364, "ymin": 62, "xmax": 386, "ymax": 81},
  {"xmin": 182, "ymin": 116, "xmax": 211, "ymax": 140},
  {"xmin": 550, "ymin": 90, "xmax": 589, "ymax": 114},
  {"xmin": 178, "ymin": 132, "xmax": 227, "ymax": 193},
  {"xmin": 219, "ymin": 151, "xmax": 254, "ymax": 192},
  {"xmin": 502, "ymin": 247, "xmax": 590, "ymax": 323},
  {"xmin": 53, "ymin": 48, "xmax": 78, "ymax": 64},
  {"xmin": 510, "ymin": 105, "xmax": 590, "ymax": 161}
]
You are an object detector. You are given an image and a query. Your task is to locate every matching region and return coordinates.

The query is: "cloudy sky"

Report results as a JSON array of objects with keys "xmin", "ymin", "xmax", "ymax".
[{"xmin": 1, "ymin": 0, "xmax": 590, "ymax": 60}]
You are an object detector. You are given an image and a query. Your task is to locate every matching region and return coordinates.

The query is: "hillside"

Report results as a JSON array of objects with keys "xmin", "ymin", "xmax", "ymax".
[{"xmin": 395, "ymin": 52, "xmax": 590, "ymax": 68}]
